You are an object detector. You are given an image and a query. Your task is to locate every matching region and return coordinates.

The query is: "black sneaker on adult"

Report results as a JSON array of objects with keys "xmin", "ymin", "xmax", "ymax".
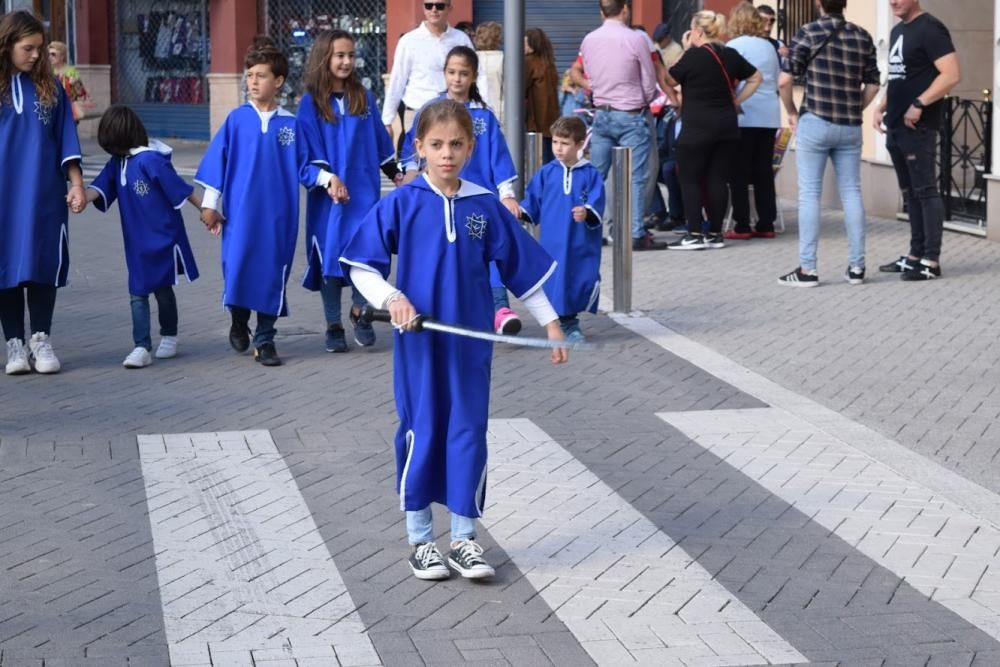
[
  {"xmin": 350, "ymin": 306, "xmax": 376, "ymax": 347},
  {"xmin": 901, "ymin": 260, "xmax": 942, "ymax": 281},
  {"xmin": 325, "ymin": 324, "xmax": 348, "ymax": 353},
  {"xmin": 845, "ymin": 266, "xmax": 865, "ymax": 285},
  {"xmin": 704, "ymin": 234, "xmax": 726, "ymax": 249},
  {"xmin": 632, "ymin": 235, "xmax": 667, "ymax": 251},
  {"xmin": 408, "ymin": 543, "xmax": 450, "ymax": 581},
  {"xmin": 229, "ymin": 317, "xmax": 251, "ymax": 353},
  {"xmin": 253, "ymin": 342, "xmax": 282, "ymax": 366},
  {"xmin": 667, "ymin": 234, "xmax": 707, "ymax": 251},
  {"xmin": 447, "ymin": 539, "xmax": 495, "ymax": 579},
  {"xmin": 878, "ymin": 256, "xmax": 917, "ymax": 273},
  {"xmin": 777, "ymin": 267, "xmax": 819, "ymax": 287}
]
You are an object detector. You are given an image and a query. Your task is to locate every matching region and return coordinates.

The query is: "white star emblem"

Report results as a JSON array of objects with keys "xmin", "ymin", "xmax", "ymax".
[
  {"xmin": 133, "ymin": 179, "xmax": 150, "ymax": 197},
  {"xmin": 473, "ymin": 117, "xmax": 487, "ymax": 137},
  {"xmin": 278, "ymin": 126, "xmax": 295, "ymax": 146},
  {"xmin": 34, "ymin": 101, "xmax": 52, "ymax": 125},
  {"xmin": 465, "ymin": 213, "xmax": 487, "ymax": 240}
]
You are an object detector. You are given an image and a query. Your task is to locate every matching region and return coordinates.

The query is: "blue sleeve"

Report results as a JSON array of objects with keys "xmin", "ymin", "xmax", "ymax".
[
  {"xmin": 583, "ymin": 167, "xmax": 606, "ymax": 229},
  {"xmin": 486, "ymin": 199, "xmax": 555, "ymax": 299},
  {"xmin": 296, "ymin": 94, "xmax": 327, "ymax": 188},
  {"xmin": 520, "ymin": 169, "xmax": 544, "ymax": 224},
  {"xmin": 339, "ymin": 194, "xmax": 400, "ymax": 279},
  {"xmin": 88, "ymin": 159, "xmax": 117, "ymax": 212},
  {"xmin": 148, "ymin": 155, "xmax": 194, "ymax": 208},
  {"xmin": 56, "ymin": 82, "xmax": 82, "ymax": 176},
  {"xmin": 194, "ymin": 115, "xmax": 229, "ymax": 192},
  {"xmin": 486, "ymin": 112, "xmax": 518, "ymax": 191}
]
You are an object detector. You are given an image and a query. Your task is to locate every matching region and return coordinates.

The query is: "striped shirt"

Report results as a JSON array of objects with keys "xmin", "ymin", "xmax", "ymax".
[{"xmin": 783, "ymin": 14, "xmax": 880, "ymax": 126}]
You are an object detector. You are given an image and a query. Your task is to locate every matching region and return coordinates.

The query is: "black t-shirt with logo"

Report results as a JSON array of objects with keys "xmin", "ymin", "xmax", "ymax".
[{"xmin": 886, "ymin": 13, "xmax": 955, "ymax": 130}]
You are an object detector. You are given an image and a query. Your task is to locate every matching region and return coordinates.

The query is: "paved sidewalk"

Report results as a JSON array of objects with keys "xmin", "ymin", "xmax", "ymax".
[{"xmin": 3, "ymin": 186, "xmax": 1000, "ymax": 666}]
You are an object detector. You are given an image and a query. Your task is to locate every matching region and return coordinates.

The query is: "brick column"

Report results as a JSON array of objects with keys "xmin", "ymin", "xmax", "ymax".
[
  {"xmin": 208, "ymin": 0, "xmax": 259, "ymax": 134},
  {"xmin": 631, "ymin": 0, "xmax": 661, "ymax": 36},
  {"xmin": 73, "ymin": 0, "xmax": 111, "ymax": 138}
]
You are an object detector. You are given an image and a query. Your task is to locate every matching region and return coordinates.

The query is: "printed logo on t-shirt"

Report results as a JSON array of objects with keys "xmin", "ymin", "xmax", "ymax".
[
  {"xmin": 473, "ymin": 117, "xmax": 487, "ymax": 137},
  {"xmin": 278, "ymin": 126, "xmax": 295, "ymax": 146},
  {"xmin": 465, "ymin": 212, "xmax": 487, "ymax": 240},
  {"xmin": 888, "ymin": 34, "xmax": 905, "ymax": 80},
  {"xmin": 133, "ymin": 179, "xmax": 150, "ymax": 197},
  {"xmin": 34, "ymin": 101, "xmax": 52, "ymax": 125}
]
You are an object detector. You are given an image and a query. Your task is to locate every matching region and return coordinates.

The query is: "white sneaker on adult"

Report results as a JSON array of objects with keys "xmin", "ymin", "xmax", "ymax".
[
  {"xmin": 155, "ymin": 336, "xmax": 178, "ymax": 359},
  {"xmin": 5, "ymin": 338, "xmax": 31, "ymax": 375},
  {"xmin": 28, "ymin": 332, "xmax": 61, "ymax": 374},
  {"xmin": 123, "ymin": 346, "xmax": 153, "ymax": 369}
]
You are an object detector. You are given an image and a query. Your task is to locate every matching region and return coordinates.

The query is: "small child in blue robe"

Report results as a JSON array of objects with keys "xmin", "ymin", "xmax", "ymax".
[
  {"xmin": 297, "ymin": 29, "xmax": 399, "ymax": 353},
  {"xmin": 341, "ymin": 100, "xmax": 569, "ymax": 582},
  {"xmin": 520, "ymin": 116, "xmax": 606, "ymax": 342},
  {"xmin": 83, "ymin": 105, "xmax": 202, "ymax": 368},
  {"xmin": 398, "ymin": 46, "xmax": 526, "ymax": 337},
  {"xmin": 1, "ymin": 11, "xmax": 84, "ymax": 376},
  {"xmin": 196, "ymin": 42, "xmax": 317, "ymax": 367}
]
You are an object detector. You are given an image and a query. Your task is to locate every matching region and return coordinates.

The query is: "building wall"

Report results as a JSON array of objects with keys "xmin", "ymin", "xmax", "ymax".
[{"xmin": 923, "ymin": 0, "xmax": 992, "ymax": 103}]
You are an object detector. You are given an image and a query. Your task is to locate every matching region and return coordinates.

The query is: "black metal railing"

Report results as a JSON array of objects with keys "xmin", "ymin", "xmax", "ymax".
[
  {"xmin": 777, "ymin": 0, "xmax": 818, "ymax": 43},
  {"xmin": 939, "ymin": 94, "xmax": 992, "ymax": 227}
]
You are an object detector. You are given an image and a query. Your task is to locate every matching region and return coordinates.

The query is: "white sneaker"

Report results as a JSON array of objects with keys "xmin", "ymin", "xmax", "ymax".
[
  {"xmin": 28, "ymin": 332, "xmax": 61, "ymax": 374},
  {"xmin": 155, "ymin": 336, "xmax": 178, "ymax": 359},
  {"xmin": 123, "ymin": 346, "xmax": 153, "ymax": 368},
  {"xmin": 5, "ymin": 338, "xmax": 31, "ymax": 375}
]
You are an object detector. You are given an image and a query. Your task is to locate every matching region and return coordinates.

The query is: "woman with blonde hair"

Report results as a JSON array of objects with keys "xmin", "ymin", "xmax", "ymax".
[
  {"xmin": 48, "ymin": 40, "xmax": 90, "ymax": 122},
  {"xmin": 725, "ymin": 1, "xmax": 781, "ymax": 240},
  {"xmin": 474, "ymin": 21, "xmax": 504, "ymax": 122},
  {"xmin": 665, "ymin": 10, "xmax": 762, "ymax": 250}
]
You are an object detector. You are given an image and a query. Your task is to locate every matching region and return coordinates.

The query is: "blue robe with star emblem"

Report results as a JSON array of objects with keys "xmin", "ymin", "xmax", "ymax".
[
  {"xmin": 89, "ymin": 140, "xmax": 199, "ymax": 296},
  {"xmin": 521, "ymin": 159, "xmax": 605, "ymax": 316},
  {"xmin": 0, "ymin": 74, "xmax": 81, "ymax": 289},
  {"xmin": 340, "ymin": 176, "xmax": 555, "ymax": 518},
  {"xmin": 297, "ymin": 91, "xmax": 395, "ymax": 290},
  {"xmin": 195, "ymin": 104, "xmax": 309, "ymax": 316}
]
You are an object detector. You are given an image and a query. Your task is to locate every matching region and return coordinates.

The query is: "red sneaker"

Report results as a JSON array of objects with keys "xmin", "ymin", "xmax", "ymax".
[
  {"xmin": 752, "ymin": 230, "xmax": 776, "ymax": 239},
  {"xmin": 723, "ymin": 230, "xmax": 753, "ymax": 240}
]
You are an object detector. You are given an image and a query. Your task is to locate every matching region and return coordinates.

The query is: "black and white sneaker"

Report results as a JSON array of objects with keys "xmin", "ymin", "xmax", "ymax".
[
  {"xmin": 879, "ymin": 256, "xmax": 917, "ymax": 273},
  {"xmin": 667, "ymin": 234, "xmax": 707, "ymax": 250},
  {"xmin": 704, "ymin": 234, "xmax": 725, "ymax": 249},
  {"xmin": 777, "ymin": 267, "xmax": 819, "ymax": 287},
  {"xmin": 845, "ymin": 266, "xmax": 865, "ymax": 285},
  {"xmin": 447, "ymin": 539, "xmax": 495, "ymax": 579},
  {"xmin": 409, "ymin": 543, "xmax": 451, "ymax": 580},
  {"xmin": 901, "ymin": 259, "xmax": 941, "ymax": 281}
]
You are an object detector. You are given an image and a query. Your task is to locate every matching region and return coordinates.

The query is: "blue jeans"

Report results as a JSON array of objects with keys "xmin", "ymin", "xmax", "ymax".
[
  {"xmin": 406, "ymin": 507, "xmax": 477, "ymax": 545},
  {"xmin": 130, "ymin": 287, "xmax": 177, "ymax": 350},
  {"xmin": 795, "ymin": 113, "xmax": 866, "ymax": 271},
  {"xmin": 492, "ymin": 286, "xmax": 509, "ymax": 312},
  {"xmin": 320, "ymin": 277, "xmax": 366, "ymax": 325},
  {"xmin": 590, "ymin": 109, "xmax": 652, "ymax": 240}
]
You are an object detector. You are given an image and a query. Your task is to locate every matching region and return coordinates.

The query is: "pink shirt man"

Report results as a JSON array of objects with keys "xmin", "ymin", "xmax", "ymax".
[{"xmin": 579, "ymin": 19, "xmax": 658, "ymax": 110}]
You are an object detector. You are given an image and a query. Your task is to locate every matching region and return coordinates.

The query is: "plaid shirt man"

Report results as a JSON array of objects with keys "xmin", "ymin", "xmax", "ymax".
[{"xmin": 784, "ymin": 14, "xmax": 880, "ymax": 126}]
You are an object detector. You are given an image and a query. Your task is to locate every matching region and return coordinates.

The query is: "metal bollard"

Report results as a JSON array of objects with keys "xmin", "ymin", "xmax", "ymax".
[
  {"xmin": 612, "ymin": 146, "xmax": 632, "ymax": 313},
  {"xmin": 523, "ymin": 132, "xmax": 545, "ymax": 239}
]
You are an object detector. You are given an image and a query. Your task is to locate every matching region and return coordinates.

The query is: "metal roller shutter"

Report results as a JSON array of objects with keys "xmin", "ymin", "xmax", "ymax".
[{"xmin": 473, "ymin": 0, "xmax": 601, "ymax": 75}]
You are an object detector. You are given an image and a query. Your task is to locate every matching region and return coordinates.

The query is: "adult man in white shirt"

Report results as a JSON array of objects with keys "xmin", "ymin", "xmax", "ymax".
[{"xmin": 381, "ymin": 1, "xmax": 488, "ymax": 136}]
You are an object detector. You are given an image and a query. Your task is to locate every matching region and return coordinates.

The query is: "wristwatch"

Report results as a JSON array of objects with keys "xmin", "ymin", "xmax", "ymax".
[{"xmin": 912, "ymin": 99, "xmax": 926, "ymax": 110}]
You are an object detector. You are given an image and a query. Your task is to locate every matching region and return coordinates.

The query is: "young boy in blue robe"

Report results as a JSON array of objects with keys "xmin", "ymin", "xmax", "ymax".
[
  {"xmin": 196, "ymin": 42, "xmax": 316, "ymax": 367},
  {"xmin": 520, "ymin": 116, "xmax": 606, "ymax": 343},
  {"xmin": 0, "ymin": 11, "xmax": 84, "ymax": 376},
  {"xmin": 341, "ymin": 100, "xmax": 569, "ymax": 581},
  {"xmin": 398, "ymin": 46, "xmax": 525, "ymax": 338},
  {"xmin": 82, "ymin": 105, "xmax": 202, "ymax": 368},
  {"xmin": 297, "ymin": 29, "xmax": 399, "ymax": 353}
]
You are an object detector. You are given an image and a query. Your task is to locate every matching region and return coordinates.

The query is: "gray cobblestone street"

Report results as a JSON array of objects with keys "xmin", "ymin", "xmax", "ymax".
[{"xmin": 4, "ymin": 144, "xmax": 1000, "ymax": 666}]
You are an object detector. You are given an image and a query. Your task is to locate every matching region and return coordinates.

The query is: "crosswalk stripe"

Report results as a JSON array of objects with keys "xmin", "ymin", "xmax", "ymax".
[
  {"xmin": 660, "ymin": 407, "xmax": 1000, "ymax": 644},
  {"xmin": 485, "ymin": 418, "xmax": 807, "ymax": 666},
  {"xmin": 137, "ymin": 430, "xmax": 380, "ymax": 667}
]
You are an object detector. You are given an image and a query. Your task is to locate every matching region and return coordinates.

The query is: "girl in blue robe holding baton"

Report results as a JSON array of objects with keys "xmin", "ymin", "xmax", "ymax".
[{"xmin": 341, "ymin": 100, "xmax": 568, "ymax": 582}]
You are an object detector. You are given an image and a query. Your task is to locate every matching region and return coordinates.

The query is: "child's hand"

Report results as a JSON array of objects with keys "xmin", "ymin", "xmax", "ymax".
[
  {"xmin": 545, "ymin": 320, "xmax": 569, "ymax": 364},
  {"xmin": 66, "ymin": 185, "xmax": 87, "ymax": 213},
  {"xmin": 501, "ymin": 197, "xmax": 521, "ymax": 219},
  {"xmin": 209, "ymin": 222, "xmax": 222, "ymax": 236},
  {"xmin": 571, "ymin": 206, "xmax": 587, "ymax": 223},
  {"xmin": 327, "ymin": 175, "xmax": 349, "ymax": 203},
  {"xmin": 387, "ymin": 294, "xmax": 418, "ymax": 332},
  {"xmin": 401, "ymin": 171, "xmax": 420, "ymax": 185},
  {"xmin": 201, "ymin": 208, "xmax": 222, "ymax": 230},
  {"xmin": 393, "ymin": 173, "xmax": 405, "ymax": 187}
]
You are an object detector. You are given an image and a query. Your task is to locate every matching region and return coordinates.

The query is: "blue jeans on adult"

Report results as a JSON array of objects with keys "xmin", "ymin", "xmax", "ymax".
[
  {"xmin": 320, "ymin": 276, "xmax": 366, "ymax": 325},
  {"xmin": 130, "ymin": 287, "xmax": 177, "ymax": 350},
  {"xmin": 590, "ymin": 109, "xmax": 651, "ymax": 240},
  {"xmin": 795, "ymin": 113, "xmax": 865, "ymax": 271},
  {"xmin": 406, "ymin": 507, "xmax": 477, "ymax": 545}
]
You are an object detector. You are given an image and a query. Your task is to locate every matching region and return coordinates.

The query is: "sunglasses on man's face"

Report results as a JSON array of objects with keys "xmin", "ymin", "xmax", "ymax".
[{"xmin": 424, "ymin": 3, "xmax": 448, "ymax": 10}]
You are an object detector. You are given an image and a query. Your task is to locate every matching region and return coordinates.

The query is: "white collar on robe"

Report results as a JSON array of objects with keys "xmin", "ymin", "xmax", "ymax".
[
  {"xmin": 247, "ymin": 101, "xmax": 293, "ymax": 132},
  {"xmin": 121, "ymin": 139, "xmax": 174, "ymax": 185},
  {"xmin": 417, "ymin": 175, "xmax": 493, "ymax": 244},
  {"xmin": 558, "ymin": 158, "xmax": 591, "ymax": 194}
]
